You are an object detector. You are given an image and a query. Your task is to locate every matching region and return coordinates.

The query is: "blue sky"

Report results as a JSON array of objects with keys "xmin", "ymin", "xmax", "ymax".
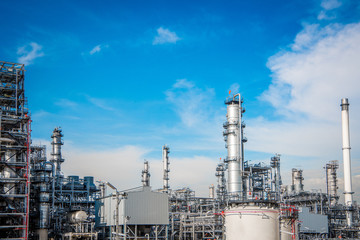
[{"xmin": 1, "ymin": 0, "xmax": 360, "ymax": 197}]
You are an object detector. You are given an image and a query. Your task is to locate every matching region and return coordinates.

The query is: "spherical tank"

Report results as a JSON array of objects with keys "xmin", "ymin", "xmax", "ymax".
[{"xmin": 224, "ymin": 203, "xmax": 280, "ymax": 240}]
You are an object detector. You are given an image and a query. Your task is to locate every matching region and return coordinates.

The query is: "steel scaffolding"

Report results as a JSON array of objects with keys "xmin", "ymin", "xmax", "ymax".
[{"xmin": 0, "ymin": 61, "xmax": 30, "ymax": 239}]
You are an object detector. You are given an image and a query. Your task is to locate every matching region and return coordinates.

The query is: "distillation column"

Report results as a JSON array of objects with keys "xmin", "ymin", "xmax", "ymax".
[
  {"xmin": 223, "ymin": 94, "xmax": 243, "ymax": 199},
  {"xmin": 215, "ymin": 163, "xmax": 226, "ymax": 202},
  {"xmin": 340, "ymin": 98, "xmax": 354, "ymax": 227},
  {"xmin": 270, "ymin": 154, "xmax": 282, "ymax": 200},
  {"xmin": 31, "ymin": 146, "xmax": 52, "ymax": 240},
  {"xmin": 291, "ymin": 169, "xmax": 304, "ymax": 194},
  {"xmin": 162, "ymin": 145, "xmax": 170, "ymax": 191},
  {"xmin": 223, "ymin": 94, "xmax": 280, "ymax": 240},
  {"xmin": 50, "ymin": 127, "xmax": 64, "ymax": 177},
  {"xmin": 142, "ymin": 160, "xmax": 150, "ymax": 187},
  {"xmin": 325, "ymin": 161, "xmax": 339, "ymax": 207}
]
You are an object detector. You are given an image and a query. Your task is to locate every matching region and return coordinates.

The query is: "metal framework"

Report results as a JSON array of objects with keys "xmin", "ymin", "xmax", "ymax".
[
  {"xmin": 28, "ymin": 128, "xmax": 98, "ymax": 239},
  {"xmin": 0, "ymin": 61, "xmax": 31, "ymax": 239}
]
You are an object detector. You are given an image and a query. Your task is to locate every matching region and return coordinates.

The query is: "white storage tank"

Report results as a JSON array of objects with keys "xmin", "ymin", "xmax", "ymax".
[
  {"xmin": 280, "ymin": 217, "xmax": 298, "ymax": 240},
  {"xmin": 224, "ymin": 203, "xmax": 280, "ymax": 240}
]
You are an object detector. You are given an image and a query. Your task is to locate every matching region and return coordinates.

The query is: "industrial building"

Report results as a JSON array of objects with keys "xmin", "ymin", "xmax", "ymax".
[{"xmin": 0, "ymin": 60, "xmax": 359, "ymax": 239}]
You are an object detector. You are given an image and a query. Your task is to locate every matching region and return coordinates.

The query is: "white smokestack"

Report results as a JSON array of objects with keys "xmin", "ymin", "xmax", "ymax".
[{"xmin": 340, "ymin": 98, "xmax": 354, "ymax": 227}]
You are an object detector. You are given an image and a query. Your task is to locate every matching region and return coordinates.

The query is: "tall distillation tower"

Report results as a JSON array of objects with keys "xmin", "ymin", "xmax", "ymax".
[
  {"xmin": 50, "ymin": 127, "xmax": 64, "ymax": 178},
  {"xmin": 325, "ymin": 161, "xmax": 339, "ymax": 207},
  {"xmin": 162, "ymin": 145, "xmax": 170, "ymax": 192},
  {"xmin": 222, "ymin": 93, "xmax": 281, "ymax": 240},
  {"xmin": 142, "ymin": 160, "xmax": 150, "ymax": 187},
  {"xmin": 223, "ymin": 94, "xmax": 243, "ymax": 199}
]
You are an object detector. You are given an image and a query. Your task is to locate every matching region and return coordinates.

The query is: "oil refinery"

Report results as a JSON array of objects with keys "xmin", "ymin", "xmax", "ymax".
[{"xmin": 1, "ymin": 60, "xmax": 359, "ymax": 239}]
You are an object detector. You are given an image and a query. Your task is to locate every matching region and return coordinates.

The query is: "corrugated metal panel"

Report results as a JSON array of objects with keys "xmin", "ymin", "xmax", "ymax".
[
  {"xmin": 125, "ymin": 187, "xmax": 169, "ymax": 224},
  {"xmin": 298, "ymin": 207, "xmax": 328, "ymax": 234},
  {"xmin": 100, "ymin": 187, "xmax": 169, "ymax": 226}
]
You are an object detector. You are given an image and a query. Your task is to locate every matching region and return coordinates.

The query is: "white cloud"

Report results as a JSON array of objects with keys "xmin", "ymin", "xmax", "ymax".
[
  {"xmin": 61, "ymin": 145, "xmax": 149, "ymax": 190},
  {"xmin": 251, "ymin": 22, "xmax": 360, "ymax": 201},
  {"xmin": 321, "ymin": 0, "xmax": 342, "ymax": 10},
  {"xmin": 17, "ymin": 42, "xmax": 44, "ymax": 65},
  {"xmin": 229, "ymin": 83, "xmax": 240, "ymax": 93},
  {"xmin": 165, "ymin": 79, "xmax": 216, "ymax": 127},
  {"xmin": 31, "ymin": 110, "xmax": 52, "ymax": 119},
  {"xmin": 86, "ymin": 95, "xmax": 117, "ymax": 112},
  {"xmin": 87, "ymin": 44, "xmax": 109, "ymax": 55},
  {"xmin": 173, "ymin": 78, "xmax": 195, "ymax": 89},
  {"xmin": 90, "ymin": 45, "xmax": 101, "ymax": 55},
  {"xmin": 261, "ymin": 22, "xmax": 360, "ymax": 122},
  {"xmin": 318, "ymin": 0, "xmax": 342, "ymax": 20},
  {"xmin": 55, "ymin": 98, "xmax": 78, "ymax": 108},
  {"xmin": 60, "ymin": 144, "xmax": 217, "ymax": 197},
  {"xmin": 153, "ymin": 27, "xmax": 180, "ymax": 45}
]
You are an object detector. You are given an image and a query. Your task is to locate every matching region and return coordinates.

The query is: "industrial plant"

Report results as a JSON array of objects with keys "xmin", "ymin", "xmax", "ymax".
[{"xmin": 1, "ymin": 60, "xmax": 359, "ymax": 239}]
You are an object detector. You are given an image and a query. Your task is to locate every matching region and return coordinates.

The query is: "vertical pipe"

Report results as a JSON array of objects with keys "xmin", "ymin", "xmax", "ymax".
[{"xmin": 340, "ymin": 98, "xmax": 353, "ymax": 227}]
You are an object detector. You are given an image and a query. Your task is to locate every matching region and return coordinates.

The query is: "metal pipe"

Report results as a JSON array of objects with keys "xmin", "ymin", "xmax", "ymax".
[{"xmin": 340, "ymin": 98, "xmax": 354, "ymax": 227}]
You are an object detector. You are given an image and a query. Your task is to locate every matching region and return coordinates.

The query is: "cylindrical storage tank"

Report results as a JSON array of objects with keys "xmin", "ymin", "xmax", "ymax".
[
  {"xmin": 280, "ymin": 217, "xmax": 297, "ymax": 240},
  {"xmin": 65, "ymin": 175, "xmax": 83, "ymax": 189},
  {"xmin": 84, "ymin": 176, "xmax": 96, "ymax": 190},
  {"xmin": 39, "ymin": 203, "xmax": 50, "ymax": 228},
  {"xmin": 224, "ymin": 203, "xmax": 280, "ymax": 240},
  {"xmin": 68, "ymin": 210, "xmax": 88, "ymax": 223}
]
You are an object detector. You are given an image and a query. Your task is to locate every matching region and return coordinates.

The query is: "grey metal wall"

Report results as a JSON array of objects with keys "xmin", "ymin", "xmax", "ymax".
[
  {"xmin": 100, "ymin": 186, "xmax": 169, "ymax": 226},
  {"xmin": 298, "ymin": 207, "xmax": 328, "ymax": 234}
]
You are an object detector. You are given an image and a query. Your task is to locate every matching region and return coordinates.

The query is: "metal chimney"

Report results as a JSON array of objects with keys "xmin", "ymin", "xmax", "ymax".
[{"xmin": 340, "ymin": 98, "xmax": 354, "ymax": 227}]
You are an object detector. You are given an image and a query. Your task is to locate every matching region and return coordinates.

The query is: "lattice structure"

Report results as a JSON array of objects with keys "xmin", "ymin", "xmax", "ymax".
[{"xmin": 0, "ymin": 61, "xmax": 31, "ymax": 239}]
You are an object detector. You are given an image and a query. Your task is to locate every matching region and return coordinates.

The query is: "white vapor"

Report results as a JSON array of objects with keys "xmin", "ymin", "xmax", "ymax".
[
  {"xmin": 17, "ymin": 42, "xmax": 44, "ymax": 65},
  {"xmin": 153, "ymin": 27, "xmax": 180, "ymax": 45}
]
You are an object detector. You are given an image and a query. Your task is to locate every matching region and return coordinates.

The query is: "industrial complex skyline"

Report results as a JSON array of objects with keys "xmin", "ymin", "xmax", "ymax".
[{"xmin": 1, "ymin": 0, "xmax": 360, "ymax": 197}]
